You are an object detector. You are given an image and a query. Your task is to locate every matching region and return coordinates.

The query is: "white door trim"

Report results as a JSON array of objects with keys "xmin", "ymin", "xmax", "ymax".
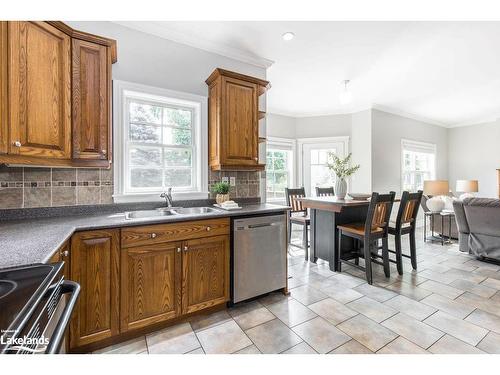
[{"xmin": 297, "ymin": 136, "xmax": 350, "ymax": 188}]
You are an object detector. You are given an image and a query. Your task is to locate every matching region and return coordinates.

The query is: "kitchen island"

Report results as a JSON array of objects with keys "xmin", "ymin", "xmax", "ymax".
[{"xmin": 298, "ymin": 196, "xmax": 371, "ymax": 271}]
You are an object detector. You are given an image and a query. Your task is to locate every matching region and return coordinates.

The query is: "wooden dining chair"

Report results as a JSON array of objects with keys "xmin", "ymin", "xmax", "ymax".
[
  {"xmin": 285, "ymin": 187, "xmax": 310, "ymax": 260},
  {"xmin": 387, "ymin": 190, "xmax": 423, "ymax": 274},
  {"xmin": 336, "ymin": 191, "xmax": 396, "ymax": 284},
  {"xmin": 315, "ymin": 186, "xmax": 334, "ymax": 197}
]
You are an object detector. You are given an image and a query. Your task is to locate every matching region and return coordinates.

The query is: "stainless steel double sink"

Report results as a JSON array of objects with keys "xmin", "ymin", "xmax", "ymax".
[{"xmin": 124, "ymin": 206, "xmax": 219, "ymax": 220}]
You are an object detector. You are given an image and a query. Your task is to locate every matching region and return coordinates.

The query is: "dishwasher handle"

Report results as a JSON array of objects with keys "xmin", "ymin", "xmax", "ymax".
[
  {"xmin": 248, "ymin": 222, "xmax": 280, "ymax": 229},
  {"xmin": 235, "ymin": 221, "xmax": 284, "ymax": 231}
]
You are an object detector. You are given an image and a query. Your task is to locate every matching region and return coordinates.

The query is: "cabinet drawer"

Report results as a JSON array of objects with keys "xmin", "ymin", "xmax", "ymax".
[{"xmin": 121, "ymin": 218, "xmax": 230, "ymax": 248}]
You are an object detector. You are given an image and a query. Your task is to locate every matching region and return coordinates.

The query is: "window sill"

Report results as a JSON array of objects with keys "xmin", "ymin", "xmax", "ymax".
[{"xmin": 113, "ymin": 192, "xmax": 210, "ymax": 203}]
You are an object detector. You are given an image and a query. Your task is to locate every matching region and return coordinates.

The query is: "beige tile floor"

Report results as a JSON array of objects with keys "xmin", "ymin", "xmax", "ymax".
[{"xmin": 95, "ymin": 228, "xmax": 500, "ymax": 354}]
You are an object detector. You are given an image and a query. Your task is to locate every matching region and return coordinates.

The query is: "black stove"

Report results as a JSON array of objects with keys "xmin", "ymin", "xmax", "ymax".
[{"xmin": 0, "ymin": 263, "xmax": 80, "ymax": 354}]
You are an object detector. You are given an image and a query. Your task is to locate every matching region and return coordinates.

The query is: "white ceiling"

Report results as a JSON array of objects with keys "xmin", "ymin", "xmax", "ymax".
[{"xmin": 116, "ymin": 21, "xmax": 500, "ymax": 127}]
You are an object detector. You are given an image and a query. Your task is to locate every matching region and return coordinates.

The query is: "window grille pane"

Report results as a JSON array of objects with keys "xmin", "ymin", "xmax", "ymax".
[
  {"xmin": 130, "ymin": 123, "xmax": 161, "ymax": 143},
  {"xmin": 130, "ymin": 168, "xmax": 162, "ymax": 188},
  {"xmin": 164, "ymin": 149, "xmax": 192, "ymax": 167},
  {"xmin": 163, "ymin": 107, "xmax": 192, "ymax": 128},
  {"xmin": 130, "ymin": 146, "xmax": 161, "ymax": 167},
  {"xmin": 130, "ymin": 102, "xmax": 162, "ymax": 124},
  {"xmin": 164, "ymin": 169, "xmax": 191, "ymax": 187},
  {"xmin": 163, "ymin": 128, "xmax": 192, "ymax": 146}
]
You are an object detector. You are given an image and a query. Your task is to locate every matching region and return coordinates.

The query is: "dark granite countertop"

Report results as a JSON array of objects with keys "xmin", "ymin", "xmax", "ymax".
[{"xmin": 0, "ymin": 203, "xmax": 289, "ymax": 269}]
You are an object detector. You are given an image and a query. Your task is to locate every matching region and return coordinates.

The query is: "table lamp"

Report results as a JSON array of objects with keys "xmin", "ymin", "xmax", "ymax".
[
  {"xmin": 423, "ymin": 180, "xmax": 449, "ymax": 212},
  {"xmin": 456, "ymin": 180, "xmax": 478, "ymax": 200}
]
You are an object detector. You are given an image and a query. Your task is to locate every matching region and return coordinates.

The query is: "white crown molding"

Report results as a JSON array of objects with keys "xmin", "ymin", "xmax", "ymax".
[
  {"xmin": 371, "ymin": 104, "xmax": 450, "ymax": 128},
  {"xmin": 113, "ymin": 21, "xmax": 274, "ymax": 69},
  {"xmin": 267, "ymin": 106, "xmax": 372, "ymax": 119},
  {"xmin": 447, "ymin": 114, "xmax": 500, "ymax": 128}
]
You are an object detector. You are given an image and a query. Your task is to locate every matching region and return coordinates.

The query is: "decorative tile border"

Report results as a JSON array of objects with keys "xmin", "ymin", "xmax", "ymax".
[
  {"xmin": 1, "ymin": 167, "xmax": 261, "ymax": 209},
  {"xmin": 0, "ymin": 166, "xmax": 114, "ymax": 209}
]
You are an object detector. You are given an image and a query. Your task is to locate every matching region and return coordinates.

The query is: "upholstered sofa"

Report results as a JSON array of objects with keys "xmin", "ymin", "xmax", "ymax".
[{"xmin": 453, "ymin": 197, "xmax": 500, "ymax": 261}]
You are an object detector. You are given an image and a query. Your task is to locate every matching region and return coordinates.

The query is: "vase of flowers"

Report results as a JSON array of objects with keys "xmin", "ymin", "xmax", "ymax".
[
  {"xmin": 212, "ymin": 182, "xmax": 230, "ymax": 204},
  {"xmin": 327, "ymin": 153, "xmax": 360, "ymax": 200}
]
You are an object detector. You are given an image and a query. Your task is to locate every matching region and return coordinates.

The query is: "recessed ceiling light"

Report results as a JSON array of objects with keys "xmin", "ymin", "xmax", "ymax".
[{"xmin": 282, "ymin": 32, "xmax": 295, "ymax": 41}]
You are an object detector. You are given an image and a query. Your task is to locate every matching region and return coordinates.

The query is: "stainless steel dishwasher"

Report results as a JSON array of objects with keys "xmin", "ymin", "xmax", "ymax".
[{"xmin": 233, "ymin": 214, "xmax": 287, "ymax": 303}]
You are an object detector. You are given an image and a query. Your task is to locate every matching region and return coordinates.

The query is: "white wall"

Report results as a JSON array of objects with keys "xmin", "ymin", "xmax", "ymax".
[
  {"xmin": 371, "ymin": 109, "xmax": 448, "ymax": 193},
  {"xmin": 295, "ymin": 114, "xmax": 351, "ymax": 138},
  {"xmin": 448, "ymin": 120, "xmax": 500, "ymax": 198},
  {"xmin": 266, "ymin": 113, "xmax": 297, "ymax": 138},
  {"xmin": 66, "ymin": 22, "xmax": 266, "ymax": 93},
  {"xmin": 350, "ymin": 110, "xmax": 372, "ymax": 193}
]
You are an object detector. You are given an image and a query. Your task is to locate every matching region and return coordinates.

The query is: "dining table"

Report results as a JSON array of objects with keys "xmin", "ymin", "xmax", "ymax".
[{"xmin": 297, "ymin": 195, "xmax": 391, "ymax": 272}]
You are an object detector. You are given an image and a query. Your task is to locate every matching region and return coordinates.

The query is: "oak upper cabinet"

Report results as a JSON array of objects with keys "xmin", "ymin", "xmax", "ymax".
[
  {"xmin": 70, "ymin": 229, "xmax": 120, "ymax": 349},
  {"xmin": 206, "ymin": 68, "xmax": 269, "ymax": 171},
  {"xmin": 0, "ymin": 22, "xmax": 7, "ymax": 154},
  {"xmin": 120, "ymin": 241, "xmax": 182, "ymax": 332},
  {"xmin": 72, "ymin": 39, "xmax": 111, "ymax": 164},
  {"xmin": 182, "ymin": 234, "xmax": 230, "ymax": 314},
  {"xmin": 8, "ymin": 21, "xmax": 71, "ymax": 159},
  {"xmin": 0, "ymin": 21, "xmax": 116, "ymax": 167}
]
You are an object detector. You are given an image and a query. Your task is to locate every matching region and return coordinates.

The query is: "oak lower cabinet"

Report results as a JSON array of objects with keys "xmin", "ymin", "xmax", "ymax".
[
  {"xmin": 68, "ymin": 219, "xmax": 230, "ymax": 351},
  {"xmin": 70, "ymin": 229, "xmax": 120, "ymax": 349},
  {"xmin": 182, "ymin": 235, "xmax": 230, "ymax": 314},
  {"xmin": 120, "ymin": 241, "xmax": 182, "ymax": 332}
]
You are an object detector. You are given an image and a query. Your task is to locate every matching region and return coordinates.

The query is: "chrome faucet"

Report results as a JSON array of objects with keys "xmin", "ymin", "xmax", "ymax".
[{"xmin": 160, "ymin": 188, "xmax": 174, "ymax": 208}]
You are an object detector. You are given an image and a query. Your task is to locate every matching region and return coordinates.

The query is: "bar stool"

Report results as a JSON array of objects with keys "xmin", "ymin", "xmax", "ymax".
[
  {"xmin": 337, "ymin": 192, "xmax": 396, "ymax": 284},
  {"xmin": 387, "ymin": 190, "xmax": 423, "ymax": 274},
  {"xmin": 285, "ymin": 187, "xmax": 310, "ymax": 260},
  {"xmin": 315, "ymin": 186, "xmax": 334, "ymax": 197}
]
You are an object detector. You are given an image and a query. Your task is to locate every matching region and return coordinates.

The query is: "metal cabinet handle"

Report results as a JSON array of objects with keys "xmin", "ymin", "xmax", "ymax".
[
  {"xmin": 177, "ymin": 247, "xmax": 181, "ymax": 253},
  {"xmin": 151, "ymin": 233, "xmax": 157, "ymax": 238},
  {"xmin": 13, "ymin": 141, "xmax": 21, "ymax": 147},
  {"xmin": 62, "ymin": 250, "xmax": 69, "ymax": 257},
  {"xmin": 102, "ymin": 149, "xmax": 107, "ymax": 154},
  {"xmin": 206, "ymin": 226, "xmax": 211, "ymax": 231},
  {"xmin": 183, "ymin": 246, "xmax": 188, "ymax": 252}
]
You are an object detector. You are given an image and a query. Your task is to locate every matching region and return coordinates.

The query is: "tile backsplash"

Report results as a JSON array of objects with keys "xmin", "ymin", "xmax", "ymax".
[
  {"xmin": 0, "ymin": 166, "xmax": 113, "ymax": 209},
  {"xmin": 208, "ymin": 170, "xmax": 261, "ymax": 199},
  {"xmin": 0, "ymin": 166, "xmax": 261, "ymax": 210}
]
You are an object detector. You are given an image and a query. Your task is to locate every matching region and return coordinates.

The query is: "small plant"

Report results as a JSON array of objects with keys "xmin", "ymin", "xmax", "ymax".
[
  {"xmin": 327, "ymin": 152, "xmax": 360, "ymax": 179},
  {"xmin": 212, "ymin": 181, "xmax": 230, "ymax": 195}
]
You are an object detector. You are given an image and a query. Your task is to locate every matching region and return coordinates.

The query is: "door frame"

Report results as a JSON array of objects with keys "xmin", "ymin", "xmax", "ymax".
[{"xmin": 297, "ymin": 136, "xmax": 349, "ymax": 194}]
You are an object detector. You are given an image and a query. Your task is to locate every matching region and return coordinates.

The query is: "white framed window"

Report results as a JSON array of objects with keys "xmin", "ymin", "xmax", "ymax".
[
  {"xmin": 401, "ymin": 139, "xmax": 436, "ymax": 192},
  {"xmin": 113, "ymin": 80, "xmax": 208, "ymax": 202},
  {"xmin": 266, "ymin": 137, "xmax": 295, "ymax": 202}
]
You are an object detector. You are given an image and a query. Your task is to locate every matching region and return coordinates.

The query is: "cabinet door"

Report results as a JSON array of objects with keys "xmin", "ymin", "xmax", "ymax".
[
  {"xmin": 121, "ymin": 242, "xmax": 182, "ymax": 332},
  {"xmin": 221, "ymin": 77, "xmax": 258, "ymax": 166},
  {"xmin": 8, "ymin": 21, "xmax": 71, "ymax": 159},
  {"xmin": 0, "ymin": 22, "xmax": 7, "ymax": 154},
  {"xmin": 182, "ymin": 235, "xmax": 230, "ymax": 314},
  {"xmin": 72, "ymin": 39, "xmax": 110, "ymax": 161},
  {"xmin": 70, "ymin": 229, "xmax": 120, "ymax": 349}
]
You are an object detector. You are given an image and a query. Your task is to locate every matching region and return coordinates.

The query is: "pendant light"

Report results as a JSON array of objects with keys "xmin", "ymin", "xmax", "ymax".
[{"xmin": 339, "ymin": 79, "xmax": 352, "ymax": 106}]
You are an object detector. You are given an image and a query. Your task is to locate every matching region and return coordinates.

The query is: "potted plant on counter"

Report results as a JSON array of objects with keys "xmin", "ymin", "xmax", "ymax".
[
  {"xmin": 327, "ymin": 153, "xmax": 360, "ymax": 199},
  {"xmin": 212, "ymin": 181, "xmax": 231, "ymax": 204}
]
